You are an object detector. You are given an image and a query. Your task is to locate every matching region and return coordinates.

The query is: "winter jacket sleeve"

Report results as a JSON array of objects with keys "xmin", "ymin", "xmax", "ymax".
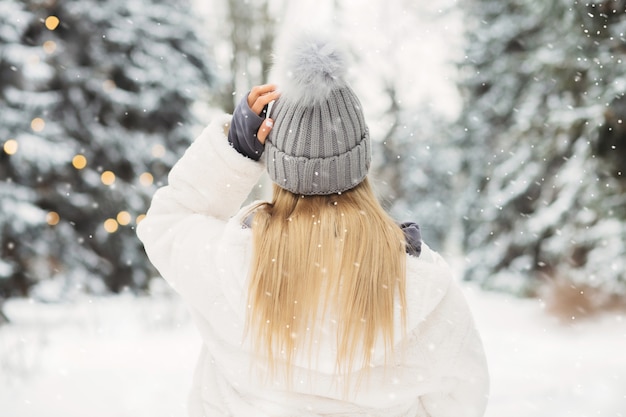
[{"xmin": 136, "ymin": 113, "xmax": 265, "ymax": 314}]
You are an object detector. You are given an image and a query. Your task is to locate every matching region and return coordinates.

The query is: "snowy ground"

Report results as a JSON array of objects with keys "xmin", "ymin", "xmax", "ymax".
[
  {"xmin": 0, "ymin": 282, "xmax": 624, "ymax": 417},
  {"xmin": 463, "ymin": 286, "xmax": 626, "ymax": 417}
]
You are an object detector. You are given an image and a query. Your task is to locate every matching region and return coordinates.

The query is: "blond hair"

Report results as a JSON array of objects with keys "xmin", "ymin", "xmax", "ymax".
[{"xmin": 245, "ymin": 178, "xmax": 407, "ymax": 387}]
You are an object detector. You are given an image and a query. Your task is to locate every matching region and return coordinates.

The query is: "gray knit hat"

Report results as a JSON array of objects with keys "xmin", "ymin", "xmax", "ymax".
[{"xmin": 264, "ymin": 34, "xmax": 370, "ymax": 195}]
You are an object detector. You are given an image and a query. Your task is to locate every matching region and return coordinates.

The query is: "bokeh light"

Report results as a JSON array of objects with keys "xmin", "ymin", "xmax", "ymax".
[
  {"xmin": 102, "ymin": 80, "xmax": 116, "ymax": 92},
  {"xmin": 151, "ymin": 144, "xmax": 166, "ymax": 158},
  {"xmin": 43, "ymin": 40, "xmax": 57, "ymax": 54},
  {"xmin": 139, "ymin": 172, "xmax": 154, "ymax": 187},
  {"xmin": 101, "ymin": 170, "xmax": 115, "ymax": 185},
  {"xmin": 116, "ymin": 211, "xmax": 131, "ymax": 226},
  {"xmin": 103, "ymin": 218, "xmax": 118, "ymax": 233},
  {"xmin": 45, "ymin": 16, "xmax": 60, "ymax": 30},
  {"xmin": 46, "ymin": 211, "xmax": 60, "ymax": 226},
  {"xmin": 27, "ymin": 55, "xmax": 40, "ymax": 66},
  {"xmin": 136, "ymin": 214, "xmax": 146, "ymax": 224},
  {"xmin": 31, "ymin": 118, "xmax": 45, "ymax": 132},
  {"xmin": 3, "ymin": 139, "xmax": 18, "ymax": 155},
  {"xmin": 72, "ymin": 154, "xmax": 87, "ymax": 169}
]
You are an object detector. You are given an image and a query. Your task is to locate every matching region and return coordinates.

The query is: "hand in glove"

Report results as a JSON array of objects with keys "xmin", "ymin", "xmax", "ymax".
[
  {"xmin": 228, "ymin": 84, "xmax": 280, "ymax": 161},
  {"xmin": 400, "ymin": 222, "xmax": 422, "ymax": 257}
]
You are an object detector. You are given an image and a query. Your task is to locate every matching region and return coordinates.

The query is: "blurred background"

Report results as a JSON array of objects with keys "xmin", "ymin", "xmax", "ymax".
[{"xmin": 0, "ymin": 0, "xmax": 624, "ymax": 416}]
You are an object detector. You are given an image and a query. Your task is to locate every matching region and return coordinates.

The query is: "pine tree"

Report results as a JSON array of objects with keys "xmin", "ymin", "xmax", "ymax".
[
  {"xmin": 458, "ymin": 0, "xmax": 626, "ymax": 297},
  {"xmin": 0, "ymin": 0, "xmax": 213, "ymax": 304}
]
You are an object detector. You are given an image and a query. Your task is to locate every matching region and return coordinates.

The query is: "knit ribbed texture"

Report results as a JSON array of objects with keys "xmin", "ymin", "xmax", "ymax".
[{"xmin": 264, "ymin": 87, "xmax": 370, "ymax": 195}]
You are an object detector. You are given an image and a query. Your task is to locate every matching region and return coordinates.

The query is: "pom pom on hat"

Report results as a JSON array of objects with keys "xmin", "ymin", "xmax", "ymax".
[{"xmin": 273, "ymin": 32, "xmax": 349, "ymax": 107}]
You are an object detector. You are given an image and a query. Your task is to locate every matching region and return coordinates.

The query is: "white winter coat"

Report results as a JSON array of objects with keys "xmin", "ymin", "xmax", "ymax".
[{"xmin": 137, "ymin": 114, "xmax": 489, "ymax": 417}]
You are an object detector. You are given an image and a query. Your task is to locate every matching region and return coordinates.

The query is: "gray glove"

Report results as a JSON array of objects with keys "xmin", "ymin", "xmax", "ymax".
[
  {"xmin": 400, "ymin": 222, "xmax": 422, "ymax": 257},
  {"xmin": 228, "ymin": 94, "xmax": 268, "ymax": 161}
]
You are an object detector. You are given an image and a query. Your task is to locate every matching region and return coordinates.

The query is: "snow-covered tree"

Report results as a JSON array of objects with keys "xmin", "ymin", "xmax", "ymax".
[
  {"xmin": 0, "ymin": 0, "xmax": 213, "ymax": 304},
  {"xmin": 371, "ymin": 98, "xmax": 462, "ymax": 250},
  {"xmin": 458, "ymin": 0, "xmax": 626, "ymax": 297}
]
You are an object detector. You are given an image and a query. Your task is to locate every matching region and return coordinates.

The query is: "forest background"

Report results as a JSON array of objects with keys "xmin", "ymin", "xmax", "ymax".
[{"xmin": 0, "ymin": 0, "xmax": 624, "ymax": 416}]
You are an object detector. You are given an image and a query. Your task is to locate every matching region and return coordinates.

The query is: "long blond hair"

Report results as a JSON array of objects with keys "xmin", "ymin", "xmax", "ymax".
[{"xmin": 245, "ymin": 177, "xmax": 407, "ymax": 384}]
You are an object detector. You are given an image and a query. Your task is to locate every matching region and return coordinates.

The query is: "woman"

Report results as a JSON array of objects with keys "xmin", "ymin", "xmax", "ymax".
[{"xmin": 138, "ymin": 34, "xmax": 489, "ymax": 417}]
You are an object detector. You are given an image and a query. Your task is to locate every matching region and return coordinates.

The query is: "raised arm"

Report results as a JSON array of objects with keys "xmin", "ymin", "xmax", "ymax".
[{"xmin": 137, "ymin": 113, "xmax": 267, "ymax": 312}]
